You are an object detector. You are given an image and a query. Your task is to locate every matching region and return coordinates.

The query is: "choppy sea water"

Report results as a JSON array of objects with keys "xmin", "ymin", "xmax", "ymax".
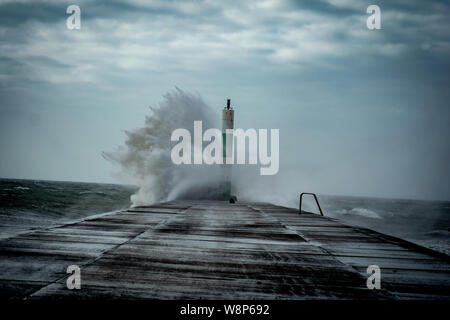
[
  {"xmin": 0, "ymin": 178, "xmax": 448, "ymax": 255},
  {"xmin": 0, "ymin": 178, "xmax": 136, "ymax": 239},
  {"xmin": 304, "ymin": 194, "xmax": 450, "ymax": 255}
]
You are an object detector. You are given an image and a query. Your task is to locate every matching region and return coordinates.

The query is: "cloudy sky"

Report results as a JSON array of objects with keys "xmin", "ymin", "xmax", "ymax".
[{"xmin": 0, "ymin": 0, "xmax": 449, "ymax": 200}]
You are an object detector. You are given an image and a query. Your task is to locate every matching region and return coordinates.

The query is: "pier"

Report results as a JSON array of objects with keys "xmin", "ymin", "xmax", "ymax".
[{"xmin": 0, "ymin": 201, "xmax": 449, "ymax": 299}]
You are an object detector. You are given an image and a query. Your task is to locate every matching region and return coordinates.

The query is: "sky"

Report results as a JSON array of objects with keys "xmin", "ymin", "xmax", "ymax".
[{"xmin": 0, "ymin": 0, "xmax": 449, "ymax": 201}]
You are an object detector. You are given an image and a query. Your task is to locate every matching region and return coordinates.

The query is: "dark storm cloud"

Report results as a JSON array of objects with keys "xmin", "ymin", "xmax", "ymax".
[
  {"xmin": 0, "ymin": 0, "xmax": 449, "ymax": 199},
  {"xmin": 0, "ymin": 1, "xmax": 63, "ymax": 26},
  {"xmin": 0, "ymin": 0, "xmax": 224, "ymax": 28},
  {"xmin": 289, "ymin": 0, "xmax": 361, "ymax": 15}
]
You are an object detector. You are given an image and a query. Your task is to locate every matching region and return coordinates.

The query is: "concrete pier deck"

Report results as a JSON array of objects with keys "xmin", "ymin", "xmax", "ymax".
[{"xmin": 0, "ymin": 201, "xmax": 449, "ymax": 300}]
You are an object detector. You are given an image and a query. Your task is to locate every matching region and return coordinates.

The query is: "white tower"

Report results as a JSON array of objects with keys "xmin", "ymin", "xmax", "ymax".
[{"xmin": 221, "ymin": 99, "xmax": 234, "ymax": 199}]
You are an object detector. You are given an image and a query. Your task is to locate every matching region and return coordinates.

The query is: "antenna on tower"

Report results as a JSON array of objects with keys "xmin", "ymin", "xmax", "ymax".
[{"xmin": 226, "ymin": 99, "xmax": 231, "ymax": 110}]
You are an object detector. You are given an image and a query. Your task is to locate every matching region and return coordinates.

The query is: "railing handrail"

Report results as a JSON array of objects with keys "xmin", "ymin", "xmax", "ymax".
[{"xmin": 299, "ymin": 192, "xmax": 324, "ymax": 216}]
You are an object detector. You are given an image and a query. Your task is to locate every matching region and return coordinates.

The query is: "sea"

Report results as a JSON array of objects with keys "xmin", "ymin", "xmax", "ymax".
[
  {"xmin": 0, "ymin": 178, "xmax": 136, "ymax": 239},
  {"xmin": 0, "ymin": 178, "xmax": 449, "ymax": 255}
]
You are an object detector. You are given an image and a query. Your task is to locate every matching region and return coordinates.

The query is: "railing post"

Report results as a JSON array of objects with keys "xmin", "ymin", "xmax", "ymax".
[
  {"xmin": 299, "ymin": 194, "xmax": 303, "ymax": 215},
  {"xmin": 299, "ymin": 192, "xmax": 324, "ymax": 216}
]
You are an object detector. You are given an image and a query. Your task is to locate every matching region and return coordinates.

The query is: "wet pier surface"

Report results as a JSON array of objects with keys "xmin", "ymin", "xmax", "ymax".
[{"xmin": 0, "ymin": 201, "xmax": 449, "ymax": 300}]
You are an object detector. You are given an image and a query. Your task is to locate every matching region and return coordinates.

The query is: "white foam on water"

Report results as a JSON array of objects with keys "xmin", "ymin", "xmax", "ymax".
[
  {"xmin": 14, "ymin": 186, "xmax": 30, "ymax": 191},
  {"xmin": 105, "ymin": 88, "xmax": 222, "ymax": 206}
]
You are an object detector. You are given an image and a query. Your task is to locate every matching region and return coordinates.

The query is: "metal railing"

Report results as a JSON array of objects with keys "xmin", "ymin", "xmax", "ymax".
[{"xmin": 299, "ymin": 192, "xmax": 324, "ymax": 216}]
